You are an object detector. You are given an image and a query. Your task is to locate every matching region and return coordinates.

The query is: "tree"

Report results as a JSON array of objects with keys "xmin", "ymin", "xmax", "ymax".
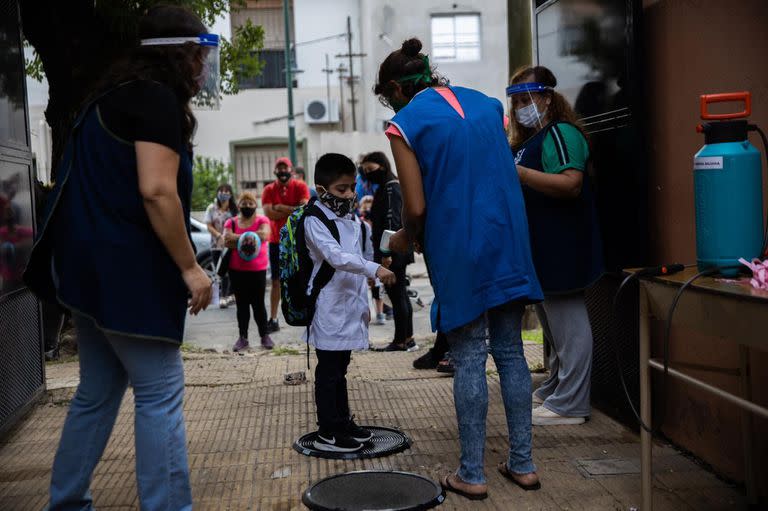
[
  {"xmin": 191, "ymin": 156, "xmax": 234, "ymax": 211},
  {"xmin": 19, "ymin": 0, "xmax": 264, "ymax": 180}
]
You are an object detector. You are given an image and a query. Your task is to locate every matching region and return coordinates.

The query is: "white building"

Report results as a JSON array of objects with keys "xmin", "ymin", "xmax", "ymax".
[{"xmin": 193, "ymin": 0, "xmax": 510, "ymax": 193}]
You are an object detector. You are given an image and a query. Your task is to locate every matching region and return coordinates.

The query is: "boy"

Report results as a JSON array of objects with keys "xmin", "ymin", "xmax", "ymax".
[{"xmin": 305, "ymin": 153, "xmax": 396, "ymax": 452}]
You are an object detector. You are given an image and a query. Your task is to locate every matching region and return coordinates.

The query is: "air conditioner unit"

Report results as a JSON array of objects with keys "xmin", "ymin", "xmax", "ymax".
[{"xmin": 304, "ymin": 99, "xmax": 339, "ymax": 124}]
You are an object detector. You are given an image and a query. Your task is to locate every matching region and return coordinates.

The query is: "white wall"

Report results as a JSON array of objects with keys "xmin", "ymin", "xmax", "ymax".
[{"xmin": 360, "ymin": 0, "xmax": 510, "ymax": 133}]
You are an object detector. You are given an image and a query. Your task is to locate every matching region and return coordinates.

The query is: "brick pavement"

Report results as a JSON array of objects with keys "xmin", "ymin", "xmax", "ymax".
[{"xmin": 0, "ymin": 341, "xmax": 746, "ymax": 510}]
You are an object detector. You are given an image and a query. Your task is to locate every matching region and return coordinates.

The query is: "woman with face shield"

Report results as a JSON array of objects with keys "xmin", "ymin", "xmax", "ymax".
[
  {"xmin": 24, "ymin": 6, "xmax": 218, "ymax": 510},
  {"xmin": 507, "ymin": 66, "xmax": 604, "ymax": 427}
]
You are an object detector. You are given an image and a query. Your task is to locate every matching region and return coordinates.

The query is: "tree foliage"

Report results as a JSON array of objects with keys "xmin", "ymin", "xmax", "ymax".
[
  {"xmin": 191, "ymin": 156, "xmax": 235, "ymax": 211},
  {"xmin": 19, "ymin": 0, "xmax": 264, "ymax": 179}
]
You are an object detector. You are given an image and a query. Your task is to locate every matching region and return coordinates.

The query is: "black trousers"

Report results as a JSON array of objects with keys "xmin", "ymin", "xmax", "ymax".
[
  {"xmin": 315, "ymin": 349, "xmax": 352, "ymax": 434},
  {"xmin": 384, "ymin": 264, "xmax": 413, "ymax": 343},
  {"xmin": 432, "ymin": 331, "xmax": 449, "ymax": 359},
  {"xmin": 228, "ymin": 269, "xmax": 268, "ymax": 338}
]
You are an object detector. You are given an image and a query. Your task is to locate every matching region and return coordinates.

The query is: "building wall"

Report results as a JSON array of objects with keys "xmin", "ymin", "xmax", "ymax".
[
  {"xmin": 642, "ymin": 0, "xmax": 768, "ymax": 492},
  {"xmin": 359, "ymin": 0, "xmax": 510, "ymax": 134}
]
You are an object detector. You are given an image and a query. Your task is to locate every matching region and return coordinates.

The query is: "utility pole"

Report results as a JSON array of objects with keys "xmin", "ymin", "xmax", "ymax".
[
  {"xmin": 335, "ymin": 16, "xmax": 366, "ymax": 131},
  {"xmin": 321, "ymin": 53, "xmax": 333, "ymax": 118},
  {"xmin": 336, "ymin": 63, "xmax": 348, "ymax": 132},
  {"xmin": 282, "ymin": 0, "xmax": 297, "ymax": 165}
]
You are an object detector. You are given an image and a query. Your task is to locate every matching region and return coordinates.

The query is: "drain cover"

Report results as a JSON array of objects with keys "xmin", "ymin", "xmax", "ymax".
[
  {"xmin": 303, "ymin": 470, "xmax": 445, "ymax": 511},
  {"xmin": 293, "ymin": 426, "xmax": 412, "ymax": 460},
  {"xmin": 576, "ymin": 458, "xmax": 640, "ymax": 476}
]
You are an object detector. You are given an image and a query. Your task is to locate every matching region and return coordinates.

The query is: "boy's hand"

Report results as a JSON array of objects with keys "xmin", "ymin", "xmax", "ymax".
[{"xmin": 376, "ymin": 266, "xmax": 396, "ymax": 287}]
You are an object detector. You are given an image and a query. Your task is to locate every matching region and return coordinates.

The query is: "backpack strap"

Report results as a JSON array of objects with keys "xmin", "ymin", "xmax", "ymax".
[
  {"xmin": 303, "ymin": 204, "xmax": 340, "ymax": 303},
  {"xmin": 360, "ymin": 220, "xmax": 367, "ymax": 254}
]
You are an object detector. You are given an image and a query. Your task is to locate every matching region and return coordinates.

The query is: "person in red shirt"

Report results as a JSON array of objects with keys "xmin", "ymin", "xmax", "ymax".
[{"xmin": 261, "ymin": 157, "xmax": 310, "ymax": 332}]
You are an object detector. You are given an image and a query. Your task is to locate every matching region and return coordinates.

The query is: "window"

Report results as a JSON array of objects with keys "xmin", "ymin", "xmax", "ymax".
[
  {"xmin": 431, "ymin": 14, "xmax": 481, "ymax": 62},
  {"xmin": 239, "ymin": 49, "xmax": 297, "ymax": 89}
]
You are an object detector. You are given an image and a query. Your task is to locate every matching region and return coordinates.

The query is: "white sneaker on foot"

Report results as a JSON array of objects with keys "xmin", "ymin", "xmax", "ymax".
[{"xmin": 532, "ymin": 406, "xmax": 585, "ymax": 426}]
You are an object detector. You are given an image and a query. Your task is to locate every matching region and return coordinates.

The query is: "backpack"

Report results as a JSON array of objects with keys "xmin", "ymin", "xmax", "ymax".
[{"xmin": 279, "ymin": 198, "xmax": 340, "ymax": 326}]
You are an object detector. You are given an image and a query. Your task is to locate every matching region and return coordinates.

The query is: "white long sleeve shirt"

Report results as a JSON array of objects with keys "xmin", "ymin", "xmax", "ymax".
[{"xmin": 304, "ymin": 202, "xmax": 379, "ymax": 350}]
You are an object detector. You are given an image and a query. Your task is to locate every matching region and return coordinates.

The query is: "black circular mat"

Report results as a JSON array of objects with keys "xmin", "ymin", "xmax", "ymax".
[
  {"xmin": 303, "ymin": 470, "xmax": 445, "ymax": 511},
  {"xmin": 293, "ymin": 426, "xmax": 412, "ymax": 460}
]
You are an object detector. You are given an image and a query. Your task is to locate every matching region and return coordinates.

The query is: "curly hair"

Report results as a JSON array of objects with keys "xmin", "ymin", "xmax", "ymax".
[
  {"xmin": 507, "ymin": 66, "xmax": 587, "ymax": 149},
  {"xmin": 86, "ymin": 5, "xmax": 207, "ymax": 147}
]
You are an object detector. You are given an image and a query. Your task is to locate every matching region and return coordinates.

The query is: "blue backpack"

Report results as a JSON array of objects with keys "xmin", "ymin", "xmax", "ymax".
[{"xmin": 278, "ymin": 198, "xmax": 339, "ymax": 326}]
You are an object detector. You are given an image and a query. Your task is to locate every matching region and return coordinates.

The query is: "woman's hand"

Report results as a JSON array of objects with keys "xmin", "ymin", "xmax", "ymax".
[
  {"xmin": 223, "ymin": 231, "xmax": 240, "ymax": 249},
  {"xmin": 517, "ymin": 164, "xmax": 534, "ymax": 185},
  {"xmin": 382, "ymin": 256, "xmax": 392, "ymax": 269},
  {"xmin": 388, "ymin": 229, "xmax": 411, "ymax": 254},
  {"xmin": 183, "ymin": 264, "xmax": 212, "ymax": 315}
]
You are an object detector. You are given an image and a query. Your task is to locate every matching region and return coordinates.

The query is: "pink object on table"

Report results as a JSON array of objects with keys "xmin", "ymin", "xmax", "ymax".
[{"xmin": 738, "ymin": 257, "xmax": 768, "ymax": 290}]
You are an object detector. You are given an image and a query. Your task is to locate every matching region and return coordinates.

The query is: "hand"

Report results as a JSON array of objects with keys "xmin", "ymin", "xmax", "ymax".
[
  {"xmin": 376, "ymin": 266, "xmax": 396, "ymax": 287},
  {"xmin": 517, "ymin": 164, "xmax": 532, "ymax": 185},
  {"xmin": 183, "ymin": 264, "xmax": 212, "ymax": 315},
  {"xmin": 224, "ymin": 232, "xmax": 240, "ymax": 248},
  {"xmin": 382, "ymin": 256, "xmax": 392, "ymax": 269},
  {"xmin": 388, "ymin": 229, "xmax": 411, "ymax": 254}
]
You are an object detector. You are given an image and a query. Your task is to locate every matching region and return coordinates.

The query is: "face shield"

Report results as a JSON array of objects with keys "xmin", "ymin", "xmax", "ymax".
[
  {"xmin": 140, "ymin": 33, "xmax": 221, "ymax": 110},
  {"xmin": 506, "ymin": 82, "xmax": 550, "ymax": 129}
]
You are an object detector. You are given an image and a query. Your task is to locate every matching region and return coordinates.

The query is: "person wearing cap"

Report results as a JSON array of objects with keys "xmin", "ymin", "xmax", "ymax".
[
  {"xmin": 507, "ymin": 66, "xmax": 604, "ymax": 426},
  {"xmin": 23, "ymin": 6, "xmax": 215, "ymax": 509},
  {"xmin": 261, "ymin": 157, "xmax": 310, "ymax": 332}
]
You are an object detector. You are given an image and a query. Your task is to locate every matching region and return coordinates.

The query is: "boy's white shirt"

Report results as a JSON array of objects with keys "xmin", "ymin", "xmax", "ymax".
[{"xmin": 303, "ymin": 201, "xmax": 379, "ymax": 351}]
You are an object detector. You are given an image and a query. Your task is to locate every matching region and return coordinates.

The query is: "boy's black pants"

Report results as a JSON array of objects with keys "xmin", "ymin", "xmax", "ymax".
[{"xmin": 315, "ymin": 349, "xmax": 351, "ymax": 435}]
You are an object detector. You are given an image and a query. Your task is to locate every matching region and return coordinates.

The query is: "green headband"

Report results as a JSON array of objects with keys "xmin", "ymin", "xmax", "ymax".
[{"xmin": 396, "ymin": 55, "xmax": 432, "ymax": 85}]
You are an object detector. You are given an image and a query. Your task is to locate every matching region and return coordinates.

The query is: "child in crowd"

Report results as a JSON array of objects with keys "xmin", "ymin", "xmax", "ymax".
[{"xmin": 305, "ymin": 153, "xmax": 396, "ymax": 452}]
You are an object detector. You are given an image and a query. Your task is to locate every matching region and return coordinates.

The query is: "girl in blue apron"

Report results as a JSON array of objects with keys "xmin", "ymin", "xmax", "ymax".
[
  {"xmin": 375, "ymin": 38, "xmax": 544, "ymax": 500},
  {"xmin": 507, "ymin": 66, "xmax": 604, "ymax": 427},
  {"xmin": 24, "ymin": 6, "xmax": 217, "ymax": 510}
]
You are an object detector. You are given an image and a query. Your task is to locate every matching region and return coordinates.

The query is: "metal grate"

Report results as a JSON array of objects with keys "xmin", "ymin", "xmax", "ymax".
[
  {"xmin": 294, "ymin": 426, "xmax": 412, "ymax": 460},
  {"xmin": 586, "ymin": 274, "xmax": 640, "ymax": 427},
  {"xmin": 0, "ymin": 290, "xmax": 44, "ymax": 435}
]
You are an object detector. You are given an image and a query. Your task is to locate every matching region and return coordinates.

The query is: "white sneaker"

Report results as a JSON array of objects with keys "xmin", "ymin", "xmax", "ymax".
[
  {"xmin": 532, "ymin": 392, "xmax": 544, "ymax": 406},
  {"xmin": 532, "ymin": 406, "xmax": 586, "ymax": 426}
]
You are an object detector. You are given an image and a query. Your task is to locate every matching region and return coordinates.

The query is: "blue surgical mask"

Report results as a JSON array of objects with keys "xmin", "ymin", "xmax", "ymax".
[
  {"xmin": 217, "ymin": 192, "xmax": 231, "ymax": 202},
  {"xmin": 515, "ymin": 103, "xmax": 546, "ymax": 128}
]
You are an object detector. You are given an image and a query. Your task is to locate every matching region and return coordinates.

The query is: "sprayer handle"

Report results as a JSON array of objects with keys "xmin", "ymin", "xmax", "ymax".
[{"xmin": 700, "ymin": 92, "xmax": 751, "ymax": 120}]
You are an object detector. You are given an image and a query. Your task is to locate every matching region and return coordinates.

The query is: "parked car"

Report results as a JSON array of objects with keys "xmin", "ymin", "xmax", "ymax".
[{"xmin": 190, "ymin": 217, "xmax": 211, "ymax": 256}]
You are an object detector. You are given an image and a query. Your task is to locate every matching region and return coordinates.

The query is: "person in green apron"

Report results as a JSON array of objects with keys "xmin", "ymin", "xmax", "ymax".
[{"xmin": 507, "ymin": 66, "xmax": 604, "ymax": 426}]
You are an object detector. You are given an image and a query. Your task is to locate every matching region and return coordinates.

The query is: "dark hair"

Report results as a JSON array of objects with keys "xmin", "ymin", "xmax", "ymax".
[
  {"xmin": 215, "ymin": 183, "xmax": 238, "ymax": 216},
  {"xmin": 88, "ymin": 5, "xmax": 207, "ymax": 147},
  {"xmin": 373, "ymin": 38, "xmax": 447, "ymax": 108},
  {"xmin": 294, "ymin": 166, "xmax": 306, "ymax": 178},
  {"xmin": 361, "ymin": 151, "xmax": 396, "ymax": 182},
  {"xmin": 507, "ymin": 65, "xmax": 587, "ymax": 148},
  {"xmin": 314, "ymin": 153, "xmax": 356, "ymax": 188}
]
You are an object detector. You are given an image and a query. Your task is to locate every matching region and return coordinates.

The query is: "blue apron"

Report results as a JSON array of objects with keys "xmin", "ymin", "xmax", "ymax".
[
  {"xmin": 25, "ymin": 95, "xmax": 193, "ymax": 343},
  {"xmin": 513, "ymin": 122, "xmax": 604, "ymax": 295},
  {"xmin": 390, "ymin": 86, "xmax": 542, "ymax": 333}
]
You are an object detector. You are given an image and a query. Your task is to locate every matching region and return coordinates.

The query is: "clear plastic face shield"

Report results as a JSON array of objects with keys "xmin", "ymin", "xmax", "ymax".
[
  {"xmin": 506, "ymin": 82, "xmax": 551, "ymax": 129},
  {"xmin": 140, "ymin": 33, "xmax": 221, "ymax": 110}
]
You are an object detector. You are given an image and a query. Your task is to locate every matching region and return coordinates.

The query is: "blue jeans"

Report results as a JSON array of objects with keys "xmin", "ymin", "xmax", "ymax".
[
  {"xmin": 445, "ymin": 301, "xmax": 536, "ymax": 485},
  {"xmin": 49, "ymin": 314, "xmax": 191, "ymax": 511}
]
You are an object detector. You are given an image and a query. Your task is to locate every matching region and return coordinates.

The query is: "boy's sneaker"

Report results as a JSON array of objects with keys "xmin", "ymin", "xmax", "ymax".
[
  {"xmin": 267, "ymin": 319, "xmax": 280, "ymax": 333},
  {"xmin": 313, "ymin": 432, "xmax": 363, "ymax": 453},
  {"xmin": 233, "ymin": 337, "xmax": 249, "ymax": 352},
  {"xmin": 261, "ymin": 335, "xmax": 274, "ymax": 350},
  {"xmin": 374, "ymin": 313, "xmax": 387, "ymax": 325},
  {"xmin": 344, "ymin": 417, "xmax": 373, "ymax": 443}
]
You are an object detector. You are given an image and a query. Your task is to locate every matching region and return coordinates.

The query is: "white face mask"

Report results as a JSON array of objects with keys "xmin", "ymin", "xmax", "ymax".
[{"xmin": 515, "ymin": 102, "xmax": 546, "ymax": 128}]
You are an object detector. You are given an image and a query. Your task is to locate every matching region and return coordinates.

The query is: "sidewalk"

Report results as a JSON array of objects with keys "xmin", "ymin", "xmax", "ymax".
[{"xmin": 0, "ymin": 272, "xmax": 746, "ymax": 510}]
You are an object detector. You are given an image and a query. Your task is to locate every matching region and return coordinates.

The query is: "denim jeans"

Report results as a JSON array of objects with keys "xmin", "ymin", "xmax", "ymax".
[
  {"xmin": 48, "ymin": 314, "xmax": 191, "ymax": 511},
  {"xmin": 445, "ymin": 301, "xmax": 536, "ymax": 485}
]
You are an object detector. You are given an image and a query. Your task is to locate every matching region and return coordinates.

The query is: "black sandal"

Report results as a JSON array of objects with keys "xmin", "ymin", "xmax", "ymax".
[
  {"xmin": 497, "ymin": 462, "xmax": 541, "ymax": 491},
  {"xmin": 440, "ymin": 473, "xmax": 488, "ymax": 501}
]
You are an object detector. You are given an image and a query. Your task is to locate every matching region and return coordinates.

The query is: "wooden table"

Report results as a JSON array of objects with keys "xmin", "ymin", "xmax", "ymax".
[{"xmin": 632, "ymin": 267, "xmax": 768, "ymax": 510}]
